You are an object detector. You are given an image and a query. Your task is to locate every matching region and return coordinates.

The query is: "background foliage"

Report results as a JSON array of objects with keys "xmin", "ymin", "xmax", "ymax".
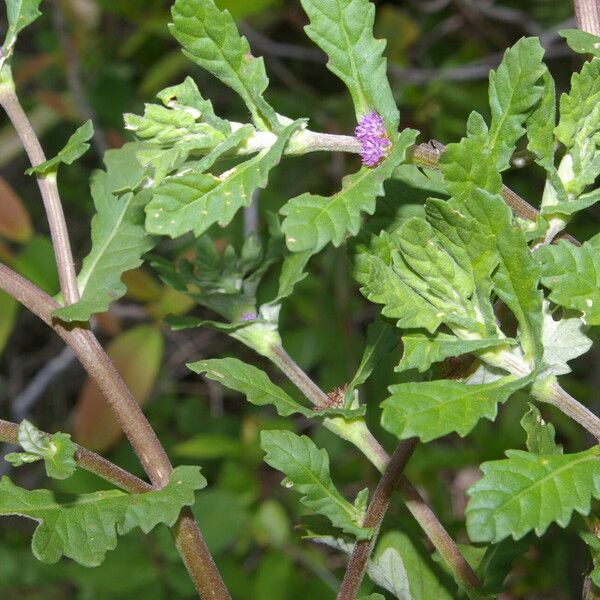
[{"xmin": 0, "ymin": 0, "xmax": 597, "ymax": 598}]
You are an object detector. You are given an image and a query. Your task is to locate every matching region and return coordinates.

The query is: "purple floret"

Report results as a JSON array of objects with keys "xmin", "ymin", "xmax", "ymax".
[
  {"xmin": 240, "ymin": 311, "xmax": 258, "ymax": 322},
  {"xmin": 359, "ymin": 136, "xmax": 391, "ymax": 167},
  {"xmin": 354, "ymin": 112, "xmax": 390, "ymax": 167},
  {"xmin": 354, "ymin": 112, "xmax": 387, "ymax": 140}
]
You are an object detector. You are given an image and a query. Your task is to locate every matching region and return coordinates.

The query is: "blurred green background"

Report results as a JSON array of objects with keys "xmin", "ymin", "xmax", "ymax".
[{"xmin": 0, "ymin": 1, "xmax": 598, "ymax": 598}]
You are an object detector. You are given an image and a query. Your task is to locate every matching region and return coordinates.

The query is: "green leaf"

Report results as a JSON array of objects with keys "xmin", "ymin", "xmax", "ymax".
[
  {"xmin": 188, "ymin": 358, "xmax": 313, "ymax": 417},
  {"xmin": 381, "ymin": 376, "xmax": 532, "ymax": 442},
  {"xmin": 25, "ymin": 121, "xmax": 93, "ymax": 176},
  {"xmin": 555, "ymin": 58, "xmax": 600, "ymax": 195},
  {"xmin": 5, "ymin": 420, "xmax": 76, "ymax": 480},
  {"xmin": 124, "ymin": 104, "xmax": 224, "ymax": 150},
  {"xmin": 156, "ymin": 76, "xmax": 230, "ymax": 134},
  {"xmin": 540, "ymin": 302, "xmax": 592, "ymax": 375},
  {"xmin": 299, "ymin": 0, "xmax": 399, "ymax": 132},
  {"xmin": 1, "ymin": 0, "xmax": 42, "ymax": 67},
  {"xmin": 527, "ymin": 70, "xmax": 564, "ymax": 207},
  {"xmin": 461, "ymin": 191, "xmax": 543, "ymax": 362},
  {"xmin": 265, "ymin": 250, "xmax": 311, "ymax": 307},
  {"xmin": 520, "ymin": 403, "xmax": 562, "ymax": 455},
  {"xmin": 375, "ymin": 531, "xmax": 455, "ymax": 600},
  {"xmin": 466, "ymin": 447, "xmax": 600, "ymax": 542},
  {"xmin": 439, "ymin": 137, "xmax": 502, "ymax": 203},
  {"xmin": 103, "ymin": 143, "xmax": 147, "ymax": 194},
  {"xmin": 170, "ymin": 0, "xmax": 278, "ymax": 130},
  {"xmin": 487, "ymin": 37, "xmax": 546, "ymax": 170},
  {"xmin": 0, "ymin": 466, "xmax": 206, "ymax": 566},
  {"xmin": 367, "ymin": 544, "xmax": 411, "ymax": 599},
  {"xmin": 475, "ymin": 539, "xmax": 530, "ymax": 595},
  {"xmin": 560, "ymin": 28, "xmax": 600, "ymax": 57},
  {"xmin": 347, "ymin": 318, "xmax": 397, "ymax": 393},
  {"xmin": 536, "ymin": 235, "xmax": 600, "ymax": 325},
  {"xmin": 354, "ymin": 232, "xmax": 443, "ymax": 333},
  {"xmin": 396, "ymin": 331, "xmax": 513, "ymax": 374},
  {"xmin": 281, "ymin": 128, "xmax": 417, "ymax": 253},
  {"xmin": 260, "ymin": 430, "xmax": 371, "ymax": 539},
  {"xmin": 145, "ymin": 120, "xmax": 302, "ymax": 238},
  {"xmin": 53, "ymin": 172, "xmax": 155, "ymax": 322}
]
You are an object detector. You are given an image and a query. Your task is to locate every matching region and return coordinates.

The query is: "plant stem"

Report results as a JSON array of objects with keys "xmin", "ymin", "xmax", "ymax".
[
  {"xmin": 573, "ymin": 0, "xmax": 600, "ymax": 35},
  {"xmin": 0, "ymin": 418, "xmax": 151, "ymax": 493},
  {"xmin": 337, "ymin": 439, "xmax": 418, "ymax": 600},
  {"xmin": 398, "ymin": 478, "xmax": 483, "ymax": 598},
  {"xmin": 0, "ymin": 85, "xmax": 80, "ymax": 304},
  {"xmin": 0, "ymin": 262, "xmax": 230, "ymax": 600},
  {"xmin": 534, "ymin": 377, "xmax": 600, "ymax": 442},
  {"xmin": 267, "ymin": 343, "xmax": 483, "ymax": 596}
]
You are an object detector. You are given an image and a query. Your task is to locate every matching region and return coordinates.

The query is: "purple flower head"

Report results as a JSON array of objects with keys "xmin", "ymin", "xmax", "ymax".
[
  {"xmin": 354, "ymin": 112, "xmax": 391, "ymax": 167},
  {"xmin": 240, "ymin": 311, "xmax": 258, "ymax": 322},
  {"xmin": 359, "ymin": 136, "xmax": 391, "ymax": 167},
  {"xmin": 354, "ymin": 112, "xmax": 387, "ymax": 140}
]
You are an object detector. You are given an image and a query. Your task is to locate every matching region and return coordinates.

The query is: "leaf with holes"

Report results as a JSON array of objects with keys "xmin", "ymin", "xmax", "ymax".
[
  {"xmin": 261, "ymin": 430, "xmax": 371, "ymax": 539},
  {"xmin": 466, "ymin": 447, "xmax": 600, "ymax": 542}
]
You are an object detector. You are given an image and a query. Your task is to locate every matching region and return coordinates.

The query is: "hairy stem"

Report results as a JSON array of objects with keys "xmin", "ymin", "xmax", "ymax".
[
  {"xmin": 534, "ymin": 378, "xmax": 600, "ymax": 442},
  {"xmin": 0, "ymin": 263, "xmax": 230, "ymax": 600},
  {"xmin": 267, "ymin": 343, "xmax": 482, "ymax": 595},
  {"xmin": 337, "ymin": 439, "xmax": 418, "ymax": 600},
  {"xmin": 0, "ymin": 85, "xmax": 80, "ymax": 304},
  {"xmin": 573, "ymin": 0, "xmax": 600, "ymax": 35}
]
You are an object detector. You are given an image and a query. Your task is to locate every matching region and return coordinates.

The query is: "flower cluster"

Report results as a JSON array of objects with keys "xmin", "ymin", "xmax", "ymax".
[{"xmin": 354, "ymin": 112, "xmax": 391, "ymax": 167}]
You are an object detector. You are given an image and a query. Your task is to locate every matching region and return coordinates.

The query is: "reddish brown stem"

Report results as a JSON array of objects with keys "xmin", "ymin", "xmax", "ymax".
[
  {"xmin": 337, "ymin": 439, "xmax": 418, "ymax": 600},
  {"xmin": 0, "ymin": 263, "xmax": 230, "ymax": 600}
]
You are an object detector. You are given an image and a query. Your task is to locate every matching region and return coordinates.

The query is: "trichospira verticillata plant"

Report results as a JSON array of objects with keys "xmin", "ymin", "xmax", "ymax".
[{"xmin": 355, "ymin": 111, "xmax": 391, "ymax": 167}]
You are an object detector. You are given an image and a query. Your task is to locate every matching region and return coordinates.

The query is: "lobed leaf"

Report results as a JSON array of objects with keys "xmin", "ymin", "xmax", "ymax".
[
  {"xmin": 540, "ymin": 302, "xmax": 591, "ymax": 376},
  {"xmin": 261, "ymin": 430, "xmax": 371, "ymax": 539},
  {"xmin": 299, "ymin": 0, "xmax": 399, "ymax": 131},
  {"xmin": 396, "ymin": 331, "xmax": 513, "ymax": 374},
  {"xmin": 54, "ymin": 170, "xmax": 155, "ymax": 322},
  {"xmin": 560, "ymin": 29, "xmax": 600, "ymax": 57},
  {"xmin": 145, "ymin": 120, "xmax": 302, "ymax": 239},
  {"xmin": 281, "ymin": 128, "xmax": 417, "ymax": 254},
  {"xmin": 555, "ymin": 58, "xmax": 600, "ymax": 196},
  {"xmin": 26, "ymin": 121, "xmax": 93, "ymax": 176},
  {"xmin": 520, "ymin": 404, "xmax": 562, "ymax": 455},
  {"xmin": 354, "ymin": 232, "xmax": 444, "ymax": 333},
  {"xmin": 1, "ymin": 0, "xmax": 42, "ymax": 68},
  {"xmin": 188, "ymin": 357, "xmax": 312, "ymax": 417},
  {"xmin": 0, "ymin": 466, "xmax": 206, "ymax": 566},
  {"xmin": 170, "ymin": 0, "xmax": 278, "ymax": 130},
  {"xmin": 381, "ymin": 376, "xmax": 531, "ymax": 442},
  {"xmin": 466, "ymin": 447, "xmax": 600, "ymax": 542},
  {"xmin": 5, "ymin": 420, "xmax": 76, "ymax": 480},
  {"xmin": 487, "ymin": 37, "xmax": 546, "ymax": 170},
  {"xmin": 536, "ymin": 234, "xmax": 600, "ymax": 325},
  {"xmin": 346, "ymin": 319, "xmax": 397, "ymax": 400}
]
